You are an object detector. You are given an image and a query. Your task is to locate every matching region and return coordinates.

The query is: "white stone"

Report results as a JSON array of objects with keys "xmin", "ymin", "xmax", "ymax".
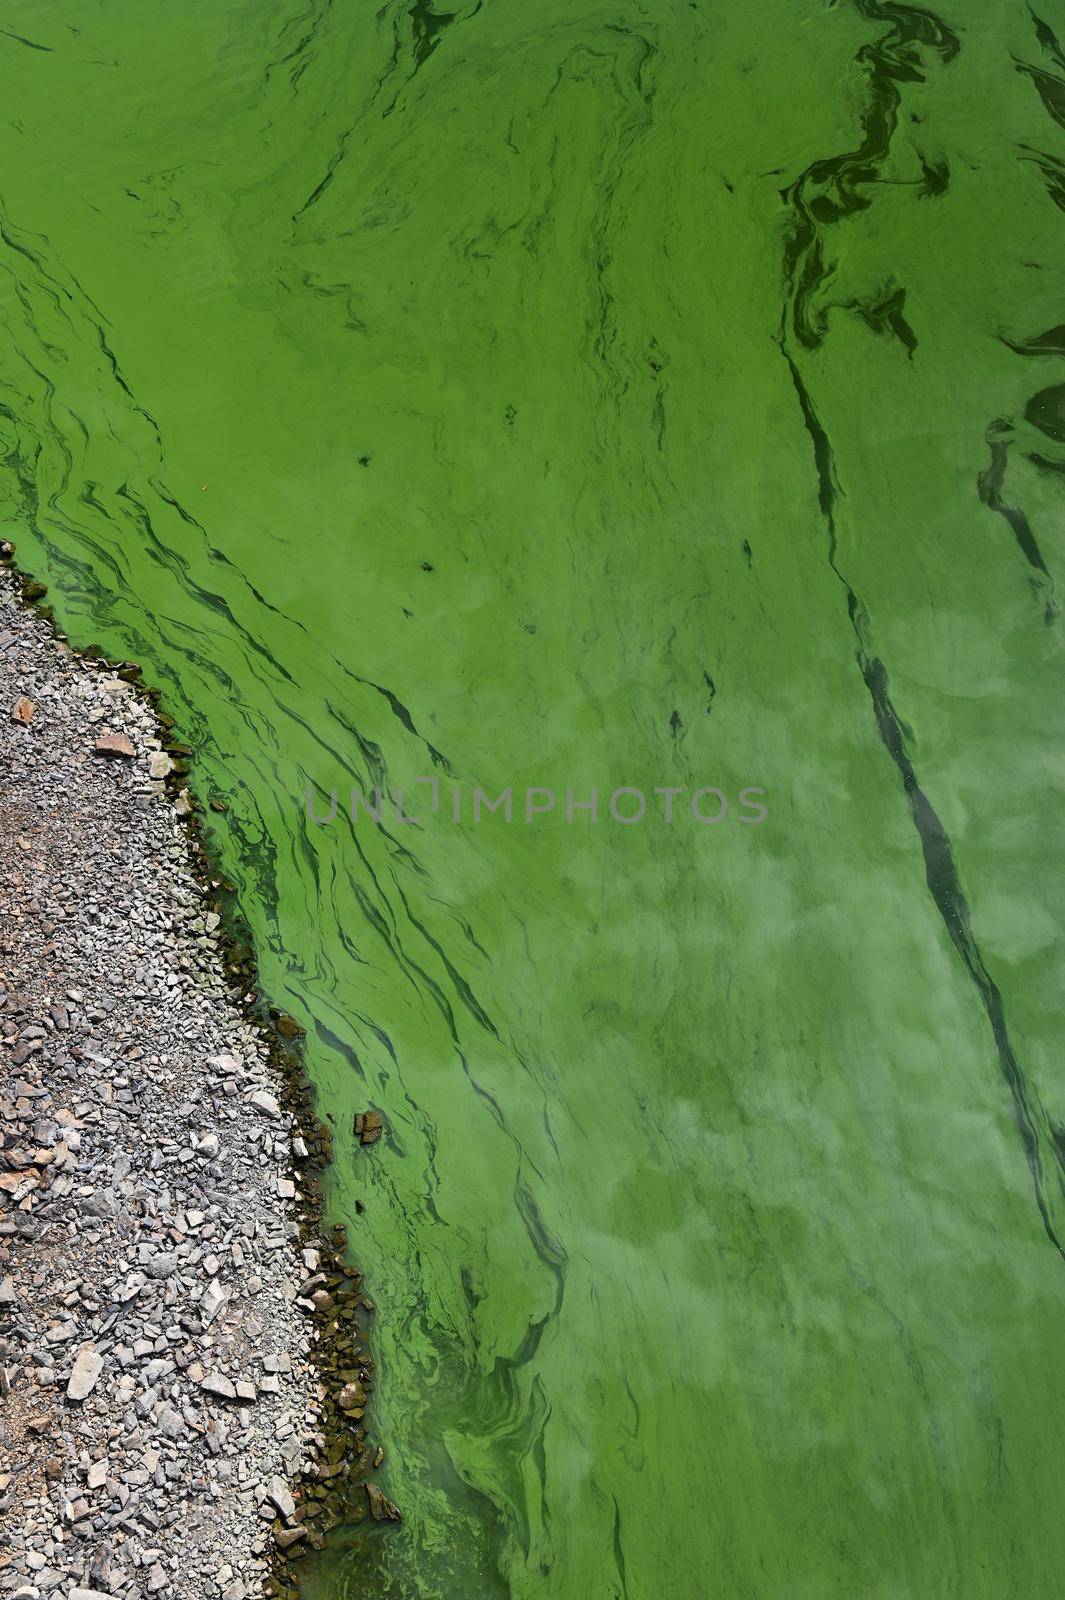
[
  {"xmin": 265, "ymin": 1474, "xmax": 295, "ymax": 1520},
  {"xmin": 201, "ymin": 1371, "xmax": 237, "ymax": 1400},
  {"xmin": 201, "ymin": 1279, "xmax": 226, "ymax": 1327},
  {"xmin": 66, "ymin": 1347, "xmax": 103, "ymax": 1402}
]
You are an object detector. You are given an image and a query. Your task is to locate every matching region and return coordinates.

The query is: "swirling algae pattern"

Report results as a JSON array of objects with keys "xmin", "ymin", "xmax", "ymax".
[{"xmin": 3, "ymin": 2, "xmax": 1065, "ymax": 1596}]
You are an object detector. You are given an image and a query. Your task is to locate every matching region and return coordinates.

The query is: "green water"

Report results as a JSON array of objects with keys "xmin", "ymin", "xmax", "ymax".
[{"xmin": 5, "ymin": 1, "xmax": 1065, "ymax": 1594}]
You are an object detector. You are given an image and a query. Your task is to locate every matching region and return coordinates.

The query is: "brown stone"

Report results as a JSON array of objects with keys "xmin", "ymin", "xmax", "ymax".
[
  {"xmin": 11, "ymin": 696, "xmax": 35, "ymax": 725},
  {"xmin": 93, "ymin": 731, "xmax": 135, "ymax": 758},
  {"xmin": 0, "ymin": 1171, "xmax": 35, "ymax": 1194}
]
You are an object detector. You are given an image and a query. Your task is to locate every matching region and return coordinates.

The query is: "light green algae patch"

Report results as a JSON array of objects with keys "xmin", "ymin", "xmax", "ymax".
[{"xmin": 3, "ymin": 3, "xmax": 1065, "ymax": 1596}]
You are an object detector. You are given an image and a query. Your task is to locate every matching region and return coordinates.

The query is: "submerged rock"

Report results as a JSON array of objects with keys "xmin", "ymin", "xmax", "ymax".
[
  {"xmin": 338, "ymin": 1378, "xmax": 366, "ymax": 1411},
  {"xmin": 366, "ymin": 1482, "xmax": 402, "ymax": 1522},
  {"xmin": 354, "ymin": 1109, "xmax": 384, "ymax": 1145}
]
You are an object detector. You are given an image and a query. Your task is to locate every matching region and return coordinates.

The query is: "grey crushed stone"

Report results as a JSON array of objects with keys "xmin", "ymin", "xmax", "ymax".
[{"xmin": 0, "ymin": 572, "xmax": 329, "ymax": 1597}]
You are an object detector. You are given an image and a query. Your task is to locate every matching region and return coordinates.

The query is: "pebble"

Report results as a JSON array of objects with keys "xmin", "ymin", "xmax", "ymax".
[
  {"xmin": 248, "ymin": 1090, "xmax": 280, "ymax": 1120},
  {"xmin": 201, "ymin": 1372, "xmax": 237, "ymax": 1401},
  {"xmin": 0, "ymin": 571, "xmax": 351, "ymax": 1598},
  {"xmin": 92, "ymin": 730, "xmax": 135, "ymax": 758},
  {"xmin": 265, "ymin": 1476, "xmax": 296, "ymax": 1521},
  {"xmin": 65, "ymin": 1347, "xmax": 104, "ymax": 1402}
]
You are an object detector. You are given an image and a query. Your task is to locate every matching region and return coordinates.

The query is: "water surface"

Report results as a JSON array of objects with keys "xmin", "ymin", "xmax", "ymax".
[{"xmin": 4, "ymin": 2, "xmax": 1065, "ymax": 1595}]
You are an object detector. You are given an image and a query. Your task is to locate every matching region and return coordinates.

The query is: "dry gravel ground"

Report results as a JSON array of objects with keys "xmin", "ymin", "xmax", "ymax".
[{"xmin": 0, "ymin": 570, "xmax": 329, "ymax": 1599}]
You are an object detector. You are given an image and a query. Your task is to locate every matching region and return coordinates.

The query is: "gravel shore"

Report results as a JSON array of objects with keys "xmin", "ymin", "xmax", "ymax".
[{"xmin": 0, "ymin": 568, "xmax": 381, "ymax": 1598}]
